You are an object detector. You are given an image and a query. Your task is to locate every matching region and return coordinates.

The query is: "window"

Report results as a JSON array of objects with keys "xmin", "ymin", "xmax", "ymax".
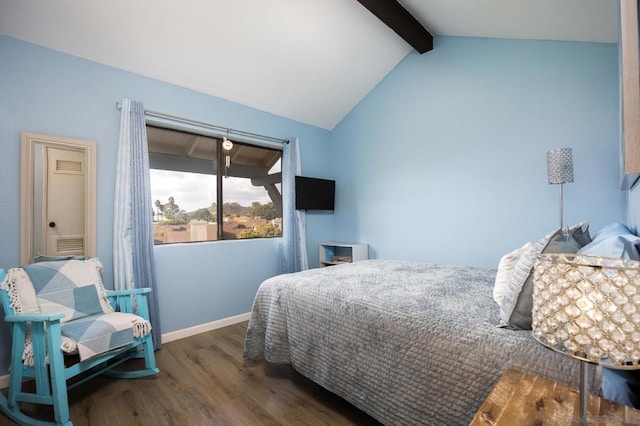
[{"xmin": 147, "ymin": 125, "xmax": 282, "ymax": 245}]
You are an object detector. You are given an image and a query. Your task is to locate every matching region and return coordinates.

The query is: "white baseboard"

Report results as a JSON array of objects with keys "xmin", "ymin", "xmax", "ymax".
[
  {"xmin": 161, "ymin": 312, "xmax": 251, "ymax": 344},
  {"xmin": 0, "ymin": 312, "xmax": 252, "ymax": 390}
]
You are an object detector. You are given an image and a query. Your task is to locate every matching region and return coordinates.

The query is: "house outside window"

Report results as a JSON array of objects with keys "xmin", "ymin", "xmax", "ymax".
[{"xmin": 147, "ymin": 125, "xmax": 282, "ymax": 245}]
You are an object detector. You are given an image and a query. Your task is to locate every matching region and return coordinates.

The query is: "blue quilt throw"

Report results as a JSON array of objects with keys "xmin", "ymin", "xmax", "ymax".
[{"xmin": 60, "ymin": 312, "xmax": 137, "ymax": 361}]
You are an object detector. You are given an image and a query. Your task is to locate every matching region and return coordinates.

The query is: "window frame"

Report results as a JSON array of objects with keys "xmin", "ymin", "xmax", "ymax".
[{"xmin": 146, "ymin": 120, "xmax": 284, "ymax": 245}]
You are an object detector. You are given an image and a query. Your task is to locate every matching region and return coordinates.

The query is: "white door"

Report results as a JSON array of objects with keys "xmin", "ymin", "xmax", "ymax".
[{"xmin": 45, "ymin": 147, "xmax": 85, "ymax": 256}]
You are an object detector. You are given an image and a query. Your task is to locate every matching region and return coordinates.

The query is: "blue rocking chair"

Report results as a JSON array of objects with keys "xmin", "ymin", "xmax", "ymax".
[{"xmin": 0, "ymin": 259, "xmax": 159, "ymax": 425}]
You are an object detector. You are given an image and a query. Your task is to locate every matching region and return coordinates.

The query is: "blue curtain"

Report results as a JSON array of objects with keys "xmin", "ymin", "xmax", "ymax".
[
  {"xmin": 280, "ymin": 138, "xmax": 309, "ymax": 273},
  {"xmin": 114, "ymin": 98, "xmax": 162, "ymax": 349}
]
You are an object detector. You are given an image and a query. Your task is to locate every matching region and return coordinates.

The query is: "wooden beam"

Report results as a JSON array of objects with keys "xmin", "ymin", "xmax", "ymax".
[
  {"xmin": 356, "ymin": 0, "xmax": 433, "ymax": 54},
  {"xmin": 183, "ymin": 135, "xmax": 200, "ymax": 157},
  {"xmin": 251, "ymin": 172, "xmax": 282, "ymax": 186}
]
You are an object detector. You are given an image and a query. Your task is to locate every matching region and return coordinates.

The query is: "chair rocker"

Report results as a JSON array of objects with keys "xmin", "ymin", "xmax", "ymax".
[{"xmin": 0, "ymin": 261, "xmax": 159, "ymax": 426}]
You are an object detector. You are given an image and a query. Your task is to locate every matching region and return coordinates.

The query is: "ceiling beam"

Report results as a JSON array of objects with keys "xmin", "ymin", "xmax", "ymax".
[
  {"xmin": 251, "ymin": 172, "xmax": 282, "ymax": 186},
  {"xmin": 184, "ymin": 135, "xmax": 201, "ymax": 157},
  {"xmin": 356, "ymin": 0, "xmax": 433, "ymax": 54}
]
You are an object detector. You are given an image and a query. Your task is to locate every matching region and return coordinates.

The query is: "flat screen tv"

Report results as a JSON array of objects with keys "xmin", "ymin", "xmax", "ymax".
[{"xmin": 295, "ymin": 176, "xmax": 335, "ymax": 211}]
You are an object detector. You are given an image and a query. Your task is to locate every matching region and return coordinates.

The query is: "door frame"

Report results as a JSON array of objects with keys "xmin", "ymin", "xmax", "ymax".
[{"xmin": 20, "ymin": 132, "xmax": 97, "ymax": 265}]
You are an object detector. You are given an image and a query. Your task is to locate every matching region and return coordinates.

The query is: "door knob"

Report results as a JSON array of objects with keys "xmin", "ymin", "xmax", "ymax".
[{"xmin": 49, "ymin": 222, "xmax": 56, "ymax": 228}]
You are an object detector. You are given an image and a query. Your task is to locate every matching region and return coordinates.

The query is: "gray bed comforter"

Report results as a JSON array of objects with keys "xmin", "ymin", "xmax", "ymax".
[{"xmin": 243, "ymin": 259, "xmax": 599, "ymax": 425}]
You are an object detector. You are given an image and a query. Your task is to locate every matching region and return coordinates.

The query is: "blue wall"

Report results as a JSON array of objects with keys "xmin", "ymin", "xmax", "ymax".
[
  {"xmin": 0, "ymin": 35, "xmax": 334, "ymax": 374},
  {"xmin": 0, "ymin": 34, "xmax": 629, "ymax": 376},
  {"xmin": 332, "ymin": 37, "xmax": 624, "ymax": 268}
]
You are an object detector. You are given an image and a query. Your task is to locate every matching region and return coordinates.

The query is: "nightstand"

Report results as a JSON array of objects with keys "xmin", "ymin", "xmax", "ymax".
[
  {"xmin": 318, "ymin": 242, "xmax": 368, "ymax": 267},
  {"xmin": 470, "ymin": 369, "xmax": 640, "ymax": 425}
]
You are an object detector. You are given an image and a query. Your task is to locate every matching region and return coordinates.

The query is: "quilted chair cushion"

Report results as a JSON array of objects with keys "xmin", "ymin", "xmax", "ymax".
[{"xmin": 61, "ymin": 312, "xmax": 150, "ymax": 361}]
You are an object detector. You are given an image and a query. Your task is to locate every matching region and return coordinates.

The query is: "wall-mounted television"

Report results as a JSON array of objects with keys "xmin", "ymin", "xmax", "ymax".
[{"xmin": 295, "ymin": 176, "xmax": 335, "ymax": 211}]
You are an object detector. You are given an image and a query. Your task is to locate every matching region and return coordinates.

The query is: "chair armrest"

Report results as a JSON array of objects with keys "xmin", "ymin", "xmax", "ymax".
[
  {"xmin": 4, "ymin": 312, "xmax": 65, "ymax": 323},
  {"xmin": 4, "ymin": 312, "xmax": 65, "ymax": 375},
  {"xmin": 106, "ymin": 288, "xmax": 152, "ymax": 319}
]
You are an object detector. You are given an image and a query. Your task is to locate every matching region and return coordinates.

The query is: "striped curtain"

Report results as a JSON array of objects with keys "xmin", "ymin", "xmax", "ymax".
[
  {"xmin": 114, "ymin": 98, "xmax": 161, "ymax": 349},
  {"xmin": 280, "ymin": 137, "xmax": 309, "ymax": 273}
]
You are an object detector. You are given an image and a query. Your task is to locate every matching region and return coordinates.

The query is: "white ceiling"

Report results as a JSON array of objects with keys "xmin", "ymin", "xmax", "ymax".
[{"xmin": 0, "ymin": 0, "xmax": 619, "ymax": 130}]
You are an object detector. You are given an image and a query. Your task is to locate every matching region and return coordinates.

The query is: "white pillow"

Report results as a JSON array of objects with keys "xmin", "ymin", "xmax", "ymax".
[
  {"xmin": 498, "ymin": 224, "xmax": 585, "ymax": 330},
  {"xmin": 493, "ymin": 242, "xmax": 533, "ymax": 305}
]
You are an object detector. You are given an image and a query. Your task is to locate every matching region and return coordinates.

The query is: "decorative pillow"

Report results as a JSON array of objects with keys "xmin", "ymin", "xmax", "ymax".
[
  {"xmin": 569, "ymin": 220, "xmax": 592, "ymax": 248},
  {"xmin": 3, "ymin": 258, "xmax": 112, "ymax": 323},
  {"xmin": 590, "ymin": 222, "xmax": 633, "ymax": 241},
  {"xmin": 544, "ymin": 232, "xmax": 581, "ymax": 254},
  {"xmin": 493, "ymin": 242, "xmax": 532, "ymax": 305},
  {"xmin": 498, "ymin": 222, "xmax": 587, "ymax": 330},
  {"xmin": 498, "ymin": 230, "xmax": 555, "ymax": 330},
  {"xmin": 578, "ymin": 223, "xmax": 640, "ymax": 260}
]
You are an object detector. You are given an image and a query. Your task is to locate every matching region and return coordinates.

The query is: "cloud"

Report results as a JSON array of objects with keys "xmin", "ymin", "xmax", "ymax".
[{"xmin": 150, "ymin": 169, "xmax": 271, "ymax": 212}]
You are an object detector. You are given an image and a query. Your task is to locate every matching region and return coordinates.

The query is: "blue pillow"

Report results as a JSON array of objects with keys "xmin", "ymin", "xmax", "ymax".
[
  {"xmin": 591, "ymin": 222, "xmax": 633, "ymax": 241},
  {"xmin": 578, "ymin": 223, "xmax": 640, "ymax": 260}
]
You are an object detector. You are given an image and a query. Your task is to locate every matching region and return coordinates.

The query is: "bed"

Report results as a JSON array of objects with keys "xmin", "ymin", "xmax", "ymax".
[{"xmin": 243, "ymin": 259, "xmax": 600, "ymax": 425}]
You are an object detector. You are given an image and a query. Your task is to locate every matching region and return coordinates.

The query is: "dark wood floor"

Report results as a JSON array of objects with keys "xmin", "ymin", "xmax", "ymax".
[{"xmin": 0, "ymin": 321, "xmax": 380, "ymax": 425}]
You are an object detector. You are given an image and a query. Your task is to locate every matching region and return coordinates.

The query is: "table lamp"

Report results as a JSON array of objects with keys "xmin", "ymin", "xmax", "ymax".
[
  {"xmin": 532, "ymin": 253, "xmax": 640, "ymax": 425},
  {"xmin": 546, "ymin": 148, "xmax": 574, "ymax": 230}
]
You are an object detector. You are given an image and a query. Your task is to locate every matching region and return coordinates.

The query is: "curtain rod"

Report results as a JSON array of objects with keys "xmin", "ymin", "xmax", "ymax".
[{"xmin": 115, "ymin": 102, "xmax": 289, "ymax": 144}]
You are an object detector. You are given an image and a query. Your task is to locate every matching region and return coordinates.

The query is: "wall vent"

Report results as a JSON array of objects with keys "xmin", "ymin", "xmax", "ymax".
[
  {"xmin": 56, "ymin": 159, "xmax": 82, "ymax": 173},
  {"xmin": 56, "ymin": 237, "xmax": 84, "ymax": 253}
]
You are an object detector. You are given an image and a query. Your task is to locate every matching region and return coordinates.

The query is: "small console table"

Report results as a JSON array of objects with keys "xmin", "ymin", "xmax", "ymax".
[{"xmin": 319, "ymin": 242, "xmax": 368, "ymax": 267}]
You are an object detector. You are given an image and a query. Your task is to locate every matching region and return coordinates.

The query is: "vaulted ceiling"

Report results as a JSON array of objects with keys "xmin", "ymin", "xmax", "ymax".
[{"xmin": 0, "ymin": 0, "xmax": 619, "ymax": 130}]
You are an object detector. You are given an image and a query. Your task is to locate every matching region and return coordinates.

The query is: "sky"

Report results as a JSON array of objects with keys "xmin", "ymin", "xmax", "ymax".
[{"xmin": 150, "ymin": 169, "xmax": 271, "ymax": 212}]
